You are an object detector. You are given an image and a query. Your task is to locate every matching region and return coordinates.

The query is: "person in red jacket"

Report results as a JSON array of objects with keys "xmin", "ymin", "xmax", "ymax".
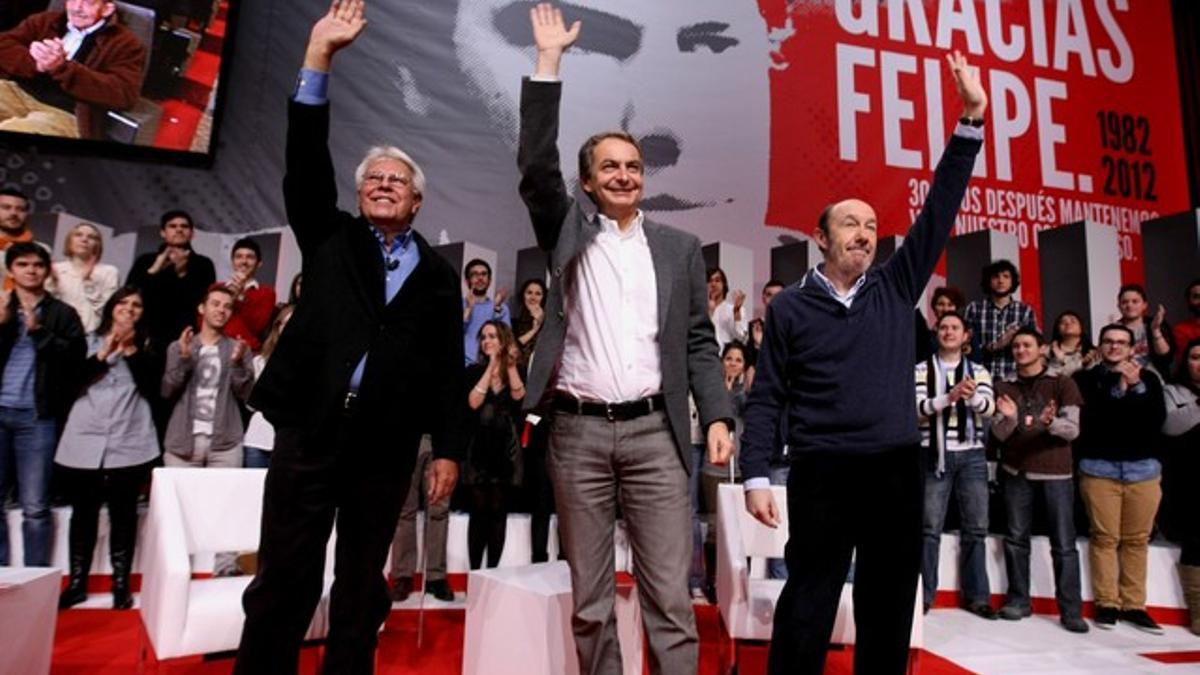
[
  {"xmin": 223, "ymin": 237, "xmax": 275, "ymax": 352},
  {"xmin": 0, "ymin": 0, "xmax": 145, "ymax": 139}
]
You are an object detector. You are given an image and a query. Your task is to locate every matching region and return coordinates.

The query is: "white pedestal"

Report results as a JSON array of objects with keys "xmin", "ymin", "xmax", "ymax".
[
  {"xmin": 462, "ymin": 561, "xmax": 643, "ymax": 675},
  {"xmin": 0, "ymin": 567, "xmax": 60, "ymax": 675}
]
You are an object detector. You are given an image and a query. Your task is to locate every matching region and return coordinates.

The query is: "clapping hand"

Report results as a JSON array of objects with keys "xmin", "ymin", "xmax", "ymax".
[
  {"xmin": 231, "ymin": 338, "xmax": 249, "ymax": 363},
  {"xmin": 1115, "ymin": 360, "xmax": 1142, "ymax": 389},
  {"xmin": 1038, "ymin": 399, "xmax": 1058, "ymax": 426},
  {"xmin": 996, "ymin": 394, "xmax": 1018, "ymax": 418},
  {"xmin": 177, "ymin": 326, "xmax": 195, "ymax": 359}
]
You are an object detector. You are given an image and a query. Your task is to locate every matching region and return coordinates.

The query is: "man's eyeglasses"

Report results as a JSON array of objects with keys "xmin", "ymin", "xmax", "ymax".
[{"xmin": 363, "ymin": 173, "xmax": 412, "ymax": 188}]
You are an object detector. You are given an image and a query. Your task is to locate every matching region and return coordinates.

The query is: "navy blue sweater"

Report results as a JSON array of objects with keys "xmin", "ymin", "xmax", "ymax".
[{"xmin": 740, "ymin": 132, "xmax": 982, "ymax": 480}]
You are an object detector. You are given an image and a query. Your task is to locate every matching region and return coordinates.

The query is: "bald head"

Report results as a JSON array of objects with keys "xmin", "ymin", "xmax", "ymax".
[{"xmin": 815, "ymin": 198, "xmax": 878, "ymax": 282}]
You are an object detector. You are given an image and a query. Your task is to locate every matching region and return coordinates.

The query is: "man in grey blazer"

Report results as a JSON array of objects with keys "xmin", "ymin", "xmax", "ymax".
[{"xmin": 517, "ymin": 5, "xmax": 734, "ymax": 674}]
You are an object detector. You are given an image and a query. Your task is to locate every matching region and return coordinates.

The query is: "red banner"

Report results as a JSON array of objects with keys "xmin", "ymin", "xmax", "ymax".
[{"xmin": 762, "ymin": 0, "xmax": 1190, "ymax": 312}]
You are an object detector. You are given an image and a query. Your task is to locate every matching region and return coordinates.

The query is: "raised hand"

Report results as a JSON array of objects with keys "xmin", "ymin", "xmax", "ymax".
[
  {"xmin": 0, "ymin": 291, "xmax": 10, "ymax": 324},
  {"xmin": 1151, "ymin": 304, "xmax": 1166, "ymax": 332},
  {"xmin": 531, "ymin": 2, "xmax": 581, "ymax": 78},
  {"xmin": 945, "ymin": 50, "xmax": 987, "ymax": 119},
  {"xmin": 732, "ymin": 289, "xmax": 746, "ymax": 312},
  {"xmin": 305, "ymin": 0, "xmax": 367, "ymax": 72}
]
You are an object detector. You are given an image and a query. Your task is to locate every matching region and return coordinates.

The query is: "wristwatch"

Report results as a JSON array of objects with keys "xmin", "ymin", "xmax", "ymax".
[{"xmin": 959, "ymin": 115, "xmax": 985, "ymax": 128}]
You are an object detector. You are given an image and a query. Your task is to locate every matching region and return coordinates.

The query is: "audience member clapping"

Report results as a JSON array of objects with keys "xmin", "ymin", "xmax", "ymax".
[
  {"xmin": 463, "ymin": 320, "xmax": 525, "ymax": 569},
  {"xmin": 512, "ymin": 277, "xmax": 546, "ymax": 366},
  {"xmin": 1045, "ymin": 310, "xmax": 1098, "ymax": 377},
  {"xmin": 47, "ymin": 222, "xmax": 118, "ymax": 332},
  {"xmin": 222, "ymin": 238, "xmax": 276, "ymax": 352},
  {"xmin": 1112, "ymin": 284, "xmax": 1175, "ymax": 376},
  {"xmin": 55, "ymin": 287, "xmax": 160, "ymax": 610}
]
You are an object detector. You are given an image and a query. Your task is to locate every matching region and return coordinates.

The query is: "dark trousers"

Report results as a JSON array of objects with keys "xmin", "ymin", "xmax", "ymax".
[
  {"xmin": 467, "ymin": 484, "xmax": 508, "ymax": 569},
  {"xmin": 1001, "ymin": 472, "xmax": 1083, "ymax": 617},
  {"xmin": 768, "ymin": 447, "xmax": 923, "ymax": 675},
  {"xmin": 524, "ymin": 429, "xmax": 556, "ymax": 563},
  {"xmin": 59, "ymin": 463, "xmax": 149, "ymax": 575},
  {"xmin": 234, "ymin": 417, "xmax": 418, "ymax": 675}
]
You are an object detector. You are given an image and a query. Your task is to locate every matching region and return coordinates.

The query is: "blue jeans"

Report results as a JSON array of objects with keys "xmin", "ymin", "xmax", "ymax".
[
  {"xmin": 244, "ymin": 446, "xmax": 272, "ymax": 469},
  {"xmin": 1002, "ymin": 471, "xmax": 1083, "ymax": 617},
  {"xmin": 689, "ymin": 444, "xmax": 705, "ymax": 590},
  {"xmin": 0, "ymin": 407, "xmax": 58, "ymax": 566},
  {"xmin": 922, "ymin": 446, "xmax": 990, "ymax": 607},
  {"xmin": 767, "ymin": 463, "xmax": 790, "ymax": 580}
]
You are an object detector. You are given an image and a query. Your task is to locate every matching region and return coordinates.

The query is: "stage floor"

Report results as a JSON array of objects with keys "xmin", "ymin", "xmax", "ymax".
[{"xmin": 49, "ymin": 592, "xmax": 1200, "ymax": 674}]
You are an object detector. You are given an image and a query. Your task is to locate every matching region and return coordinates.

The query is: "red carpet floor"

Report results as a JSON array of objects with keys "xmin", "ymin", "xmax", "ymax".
[{"xmin": 50, "ymin": 604, "xmax": 973, "ymax": 675}]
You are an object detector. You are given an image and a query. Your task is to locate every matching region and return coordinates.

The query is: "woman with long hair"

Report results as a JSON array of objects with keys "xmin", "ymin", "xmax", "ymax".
[
  {"xmin": 47, "ymin": 222, "xmax": 119, "ymax": 332},
  {"xmin": 1046, "ymin": 310, "xmax": 1098, "ymax": 377},
  {"xmin": 55, "ymin": 286, "xmax": 161, "ymax": 609},
  {"xmin": 512, "ymin": 277, "xmax": 546, "ymax": 366},
  {"xmin": 243, "ymin": 305, "xmax": 294, "ymax": 468},
  {"xmin": 463, "ymin": 320, "xmax": 525, "ymax": 569}
]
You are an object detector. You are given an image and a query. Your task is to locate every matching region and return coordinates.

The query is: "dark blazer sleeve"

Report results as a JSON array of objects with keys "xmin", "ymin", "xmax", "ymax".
[
  {"xmin": 284, "ymin": 100, "xmax": 344, "ymax": 256},
  {"xmin": 430, "ymin": 264, "xmax": 467, "ymax": 463},
  {"xmin": 518, "ymin": 78, "xmax": 573, "ymax": 252},
  {"xmin": 882, "ymin": 132, "xmax": 983, "ymax": 303}
]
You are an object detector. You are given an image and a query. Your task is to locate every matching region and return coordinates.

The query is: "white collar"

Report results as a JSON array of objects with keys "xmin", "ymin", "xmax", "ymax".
[{"xmin": 595, "ymin": 210, "xmax": 645, "ymax": 240}]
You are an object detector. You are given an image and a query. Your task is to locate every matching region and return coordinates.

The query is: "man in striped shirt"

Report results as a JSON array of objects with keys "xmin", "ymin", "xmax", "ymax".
[{"xmin": 915, "ymin": 311, "xmax": 996, "ymax": 618}]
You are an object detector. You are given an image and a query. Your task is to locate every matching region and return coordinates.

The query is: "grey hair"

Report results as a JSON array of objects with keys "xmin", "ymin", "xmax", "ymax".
[{"xmin": 354, "ymin": 146, "xmax": 428, "ymax": 196}]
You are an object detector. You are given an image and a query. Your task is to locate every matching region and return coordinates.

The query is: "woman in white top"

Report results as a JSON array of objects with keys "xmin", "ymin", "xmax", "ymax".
[
  {"xmin": 48, "ymin": 222, "xmax": 119, "ymax": 332},
  {"xmin": 244, "ymin": 305, "xmax": 294, "ymax": 468},
  {"xmin": 706, "ymin": 267, "xmax": 748, "ymax": 351}
]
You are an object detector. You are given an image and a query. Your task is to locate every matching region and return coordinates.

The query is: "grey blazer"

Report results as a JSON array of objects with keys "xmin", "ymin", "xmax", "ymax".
[
  {"xmin": 161, "ymin": 334, "xmax": 255, "ymax": 460},
  {"xmin": 517, "ymin": 78, "xmax": 732, "ymax": 466}
]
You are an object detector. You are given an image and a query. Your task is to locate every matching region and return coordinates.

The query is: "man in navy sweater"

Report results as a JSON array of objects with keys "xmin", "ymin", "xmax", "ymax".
[{"xmin": 740, "ymin": 50, "xmax": 987, "ymax": 674}]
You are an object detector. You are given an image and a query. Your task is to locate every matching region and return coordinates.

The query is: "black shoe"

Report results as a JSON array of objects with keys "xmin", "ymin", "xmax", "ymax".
[
  {"xmin": 58, "ymin": 582, "xmax": 89, "ymax": 609},
  {"xmin": 390, "ymin": 576, "xmax": 413, "ymax": 602},
  {"xmin": 425, "ymin": 579, "xmax": 455, "ymax": 602},
  {"xmin": 965, "ymin": 602, "xmax": 998, "ymax": 620},
  {"xmin": 998, "ymin": 603, "xmax": 1031, "ymax": 621},
  {"xmin": 1094, "ymin": 606, "xmax": 1119, "ymax": 629},
  {"xmin": 1061, "ymin": 615, "xmax": 1090, "ymax": 633},
  {"xmin": 1120, "ymin": 609, "xmax": 1165, "ymax": 635}
]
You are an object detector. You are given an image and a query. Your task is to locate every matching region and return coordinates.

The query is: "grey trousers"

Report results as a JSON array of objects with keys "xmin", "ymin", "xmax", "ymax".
[
  {"xmin": 549, "ymin": 409, "xmax": 697, "ymax": 675},
  {"xmin": 389, "ymin": 435, "xmax": 449, "ymax": 581}
]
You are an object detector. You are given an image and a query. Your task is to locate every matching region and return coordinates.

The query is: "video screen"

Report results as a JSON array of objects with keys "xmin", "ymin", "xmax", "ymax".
[{"xmin": 0, "ymin": 0, "xmax": 237, "ymax": 165}]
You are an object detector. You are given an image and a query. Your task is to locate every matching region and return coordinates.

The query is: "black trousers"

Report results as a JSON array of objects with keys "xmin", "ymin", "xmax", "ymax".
[
  {"xmin": 234, "ymin": 413, "xmax": 418, "ymax": 675},
  {"xmin": 59, "ymin": 463, "xmax": 149, "ymax": 571},
  {"xmin": 768, "ymin": 446, "xmax": 923, "ymax": 675}
]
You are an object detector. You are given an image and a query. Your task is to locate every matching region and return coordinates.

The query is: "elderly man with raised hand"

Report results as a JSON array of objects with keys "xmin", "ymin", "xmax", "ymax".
[
  {"xmin": 0, "ymin": 0, "xmax": 145, "ymax": 139},
  {"xmin": 517, "ymin": 4, "xmax": 735, "ymax": 674},
  {"xmin": 233, "ymin": 2, "xmax": 464, "ymax": 673},
  {"xmin": 739, "ymin": 50, "xmax": 987, "ymax": 675}
]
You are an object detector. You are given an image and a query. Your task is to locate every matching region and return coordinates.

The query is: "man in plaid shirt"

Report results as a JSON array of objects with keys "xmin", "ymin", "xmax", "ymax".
[{"xmin": 965, "ymin": 259, "xmax": 1037, "ymax": 380}]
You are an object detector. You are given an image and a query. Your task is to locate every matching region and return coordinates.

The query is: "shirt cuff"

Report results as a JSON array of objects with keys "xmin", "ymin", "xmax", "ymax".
[
  {"xmin": 529, "ymin": 73, "xmax": 560, "ymax": 83},
  {"xmin": 294, "ymin": 68, "xmax": 329, "ymax": 105},
  {"xmin": 953, "ymin": 123, "xmax": 984, "ymax": 141},
  {"xmin": 744, "ymin": 477, "xmax": 771, "ymax": 491}
]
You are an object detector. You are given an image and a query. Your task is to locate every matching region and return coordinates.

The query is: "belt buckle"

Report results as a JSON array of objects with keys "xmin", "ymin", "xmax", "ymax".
[{"xmin": 605, "ymin": 402, "xmax": 616, "ymax": 422}]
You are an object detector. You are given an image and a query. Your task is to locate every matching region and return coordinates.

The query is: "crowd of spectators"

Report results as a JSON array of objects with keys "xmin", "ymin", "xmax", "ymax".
[{"xmin": 0, "ymin": 181, "xmax": 1197, "ymax": 641}]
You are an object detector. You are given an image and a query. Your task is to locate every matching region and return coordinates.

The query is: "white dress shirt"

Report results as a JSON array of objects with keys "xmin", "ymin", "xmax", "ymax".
[
  {"xmin": 555, "ymin": 211, "xmax": 661, "ymax": 403},
  {"xmin": 63, "ymin": 18, "xmax": 109, "ymax": 60},
  {"xmin": 711, "ymin": 300, "xmax": 748, "ymax": 351}
]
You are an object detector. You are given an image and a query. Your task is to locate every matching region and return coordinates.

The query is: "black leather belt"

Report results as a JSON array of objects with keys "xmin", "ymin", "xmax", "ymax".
[{"xmin": 553, "ymin": 393, "xmax": 666, "ymax": 422}]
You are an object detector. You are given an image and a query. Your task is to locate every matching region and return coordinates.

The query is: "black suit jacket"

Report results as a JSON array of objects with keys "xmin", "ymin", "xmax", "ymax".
[{"xmin": 249, "ymin": 100, "xmax": 464, "ymax": 461}]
